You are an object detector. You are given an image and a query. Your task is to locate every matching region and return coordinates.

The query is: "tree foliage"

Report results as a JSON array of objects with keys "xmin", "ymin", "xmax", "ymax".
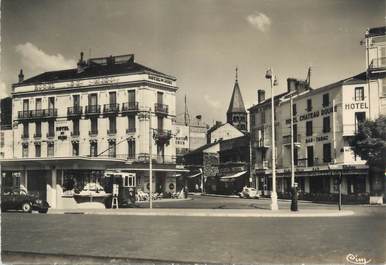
[{"xmin": 352, "ymin": 115, "xmax": 386, "ymax": 168}]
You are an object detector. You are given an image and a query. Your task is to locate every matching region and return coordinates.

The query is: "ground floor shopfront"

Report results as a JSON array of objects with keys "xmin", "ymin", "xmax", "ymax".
[
  {"xmin": 255, "ymin": 164, "xmax": 385, "ymax": 204},
  {"xmin": 1, "ymin": 157, "xmax": 189, "ymax": 209}
]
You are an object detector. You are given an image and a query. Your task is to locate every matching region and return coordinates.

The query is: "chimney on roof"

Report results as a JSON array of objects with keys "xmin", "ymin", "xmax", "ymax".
[
  {"xmin": 257, "ymin": 89, "xmax": 265, "ymax": 103},
  {"xmin": 18, "ymin": 69, "xmax": 24, "ymax": 83},
  {"xmin": 77, "ymin": 51, "xmax": 87, "ymax": 73}
]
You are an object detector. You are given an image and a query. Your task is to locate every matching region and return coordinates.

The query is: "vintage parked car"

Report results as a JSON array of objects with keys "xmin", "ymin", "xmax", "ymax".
[
  {"xmin": 239, "ymin": 187, "xmax": 260, "ymax": 199},
  {"xmin": 1, "ymin": 188, "xmax": 50, "ymax": 213}
]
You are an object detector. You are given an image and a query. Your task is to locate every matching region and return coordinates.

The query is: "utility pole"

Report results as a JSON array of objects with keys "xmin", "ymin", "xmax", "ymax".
[
  {"xmin": 290, "ymin": 96, "xmax": 295, "ymax": 187},
  {"xmin": 148, "ymin": 109, "xmax": 153, "ymax": 209},
  {"xmin": 265, "ymin": 68, "xmax": 278, "ymax": 211}
]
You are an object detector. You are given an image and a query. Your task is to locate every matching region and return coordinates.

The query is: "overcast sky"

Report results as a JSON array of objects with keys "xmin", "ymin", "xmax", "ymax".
[{"xmin": 1, "ymin": 0, "xmax": 384, "ymax": 125}]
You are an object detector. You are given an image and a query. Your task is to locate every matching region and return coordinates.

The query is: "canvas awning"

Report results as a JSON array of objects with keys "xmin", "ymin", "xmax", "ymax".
[
  {"xmin": 220, "ymin": 171, "xmax": 247, "ymax": 180},
  {"xmin": 186, "ymin": 172, "xmax": 202, "ymax": 178}
]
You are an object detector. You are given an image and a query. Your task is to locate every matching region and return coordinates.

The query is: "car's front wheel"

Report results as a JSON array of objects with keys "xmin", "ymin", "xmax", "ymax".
[{"xmin": 21, "ymin": 202, "xmax": 32, "ymax": 213}]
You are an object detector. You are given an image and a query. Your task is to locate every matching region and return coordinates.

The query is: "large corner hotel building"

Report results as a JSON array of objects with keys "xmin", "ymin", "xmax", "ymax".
[
  {"xmin": 1, "ymin": 53, "xmax": 187, "ymax": 209},
  {"xmin": 249, "ymin": 27, "xmax": 386, "ymax": 201}
]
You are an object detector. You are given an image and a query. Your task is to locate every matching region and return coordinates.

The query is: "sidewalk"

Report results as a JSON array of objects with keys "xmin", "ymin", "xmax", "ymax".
[{"xmin": 48, "ymin": 207, "xmax": 354, "ymax": 217}]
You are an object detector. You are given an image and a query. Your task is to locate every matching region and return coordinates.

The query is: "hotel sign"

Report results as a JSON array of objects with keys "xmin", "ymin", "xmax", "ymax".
[
  {"xmin": 286, "ymin": 105, "xmax": 338, "ymax": 125},
  {"xmin": 344, "ymin": 102, "xmax": 368, "ymax": 110},
  {"xmin": 16, "ymin": 73, "xmax": 175, "ymax": 94},
  {"xmin": 148, "ymin": 75, "xmax": 173, "ymax": 85}
]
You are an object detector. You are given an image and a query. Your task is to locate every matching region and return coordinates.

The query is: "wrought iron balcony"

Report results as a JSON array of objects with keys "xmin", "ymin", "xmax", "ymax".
[
  {"xmin": 103, "ymin": 103, "xmax": 119, "ymax": 114},
  {"xmin": 18, "ymin": 111, "xmax": 31, "ymax": 120},
  {"xmin": 153, "ymin": 129, "xmax": 172, "ymax": 145},
  {"xmin": 369, "ymin": 57, "xmax": 386, "ymax": 69},
  {"xmin": 126, "ymin": 128, "xmax": 136, "ymax": 134},
  {"xmin": 71, "ymin": 130, "xmax": 80, "ymax": 137},
  {"xmin": 154, "ymin": 103, "xmax": 168, "ymax": 115},
  {"xmin": 282, "ymin": 134, "xmax": 301, "ymax": 145},
  {"xmin": 107, "ymin": 129, "xmax": 117, "ymax": 135},
  {"xmin": 67, "ymin": 106, "xmax": 83, "ymax": 117},
  {"xmin": 89, "ymin": 130, "xmax": 98, "ymax": 136},
  {"xmin": 46, "ymin": 132, "xmax": 55, "ymax": 139},
  {"xmin": 85, "ymin": 105, "xmax": 101, "ymax": 116},
  {"xmin": 33, "ymin": 133, "xmax": 42, "ymax": 139},
  {"xmin": 121, "ymin": 102, "xmax": 139, "ymax": 113},
  {"xmin": 21, "ymin": 133, "xmax": 29, "ymax": 139},
  {"xmin": 18, "ymin": 109, "xmax": 57, "ymax": 120}
]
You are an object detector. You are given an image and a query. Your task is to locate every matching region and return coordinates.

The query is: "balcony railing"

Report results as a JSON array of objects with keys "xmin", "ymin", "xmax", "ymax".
[
  {"xmin": 369, "ymin": 57, "xmax": 386, "ymax": 69},
  {"xmin": 121, "ymin": 102, "xmax": 139, "ymax": 113},
  {"xmin": 21, "ymin": 133, "xmax": 29, "ymax": 139},
  {"xmin": 89, "ymin": 130, "xmax": 98, "ymax": 136},
  {"xmin": 297, "ymin": 158, "xmax": 326, "ymax": 167},
  {"xmin": 103, "ymin": 103, "xmax": 119, "ymax": 114},
  {"xmin": 85, "ymin": 105, "xmax": 101, "ymax": 115},
  {"xmin": 153, "ymin": 129, "xmax": 172, "ymax": 145},
  {"xmin": 71, "ymin": 130, "xmax": 80, "ymax": 137},
  {"xmin": 46, "ymin": 132, "xmax": 55, "ymax": 139},
  {"xmin": 33, "ymin": 133, "xmax": 42, "ymax": 139},
  {"xmin": 18, "ymin": 109, "xmax": 58, "ymax": 120},
  {"xmin": 107, "ymin": 129, "xmax": 117, "ymax": 135},
  {"xmin": 282, "ymin": 134, "xmax": 301, "ymax": 145},
  {"xmin": 67, "ymin": 106, "xmax": 83, "ymax": 116},
  {"xmin": 154, "ymin": 103, "xmax": 168, "ymax": 115},
  {"xmin": 126, "ymin": 128, "xmax": 136, "ymax": 134}
]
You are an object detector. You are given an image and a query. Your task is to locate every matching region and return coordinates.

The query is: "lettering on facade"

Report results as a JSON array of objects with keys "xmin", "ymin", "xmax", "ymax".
[
  {"xmin": 89, "ymin": 77, "xmax": 119, "ymax": 86},
  {"xmin": 175, "ymin": 136, "xmax": 188, "ymax": 146},
  {"xmin": 286, "ymin": 105, "xmax": 338, "ymax": 125},
  {"xmin": 56, "ymin": 126, "xmax": 69, "ymax": 131},
  {"xmin": 34, "ymin": 83, "xmax": 55, "ymax": 91},
  {"xmin": 305, "ymin": 135, "xmax": 328, "ymax": 143},
  {"xmin": 344, "ymin": 102, "xmax": 368, "ymax": 110},
  {"xmin": 148, "ymin": 75, "xmax": 172, "ymax": 85},
  {"xmin": 56, "ymin": 126, "xmax": 69, "ymax": 141},
  {"xmin": 67, "ymin": 80, "xmax": 83, "ymax": 88}
]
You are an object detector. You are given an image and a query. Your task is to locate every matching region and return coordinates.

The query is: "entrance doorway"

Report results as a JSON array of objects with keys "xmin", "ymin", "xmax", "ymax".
[{"xmin": 27, "ymin": 170, "xmax": 47, "ymax": 200}]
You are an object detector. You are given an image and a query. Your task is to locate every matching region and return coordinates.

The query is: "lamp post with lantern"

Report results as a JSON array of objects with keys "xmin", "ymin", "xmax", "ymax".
[{"xmin": 265, "ymin": 68, "xmax": 279, "ymax": 211}]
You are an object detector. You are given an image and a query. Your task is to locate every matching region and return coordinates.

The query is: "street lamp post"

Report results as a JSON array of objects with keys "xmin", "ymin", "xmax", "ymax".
[
  {"xmin": 290, "ymin": 96, "xmax": 295, "ymax": 188},
  {"xmin": 148, "ymin": 109, "xmax": 153, "ymax": 209},
  {"xmin": 265, "ymin": 68, "xmax": 279, "ymax": 211}
]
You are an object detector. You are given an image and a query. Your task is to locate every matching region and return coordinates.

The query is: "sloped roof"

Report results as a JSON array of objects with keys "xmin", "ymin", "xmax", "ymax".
[
  {"xmin": 227, "ymin": 80, "xmax": 246, "ymax": 114},
  {"xmin": 184, "ymin": 141, "xmax": 220, "ymax": 156},
  {"xmin": 16, "ymin": 54, "xmax": 176, "ymax": 86},
  {"xmin": 367, "ymin": 26, "xmax": 386, "ymax": 37}
]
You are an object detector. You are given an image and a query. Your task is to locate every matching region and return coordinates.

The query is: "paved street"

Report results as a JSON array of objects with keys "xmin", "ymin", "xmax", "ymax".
[
  {"xmin": 135, "ymin": 194, "xmax": 353, "ymax": 210},
  {"xmin": 2, "ymin": 196, "xmax": 385, "ymax": 264}
]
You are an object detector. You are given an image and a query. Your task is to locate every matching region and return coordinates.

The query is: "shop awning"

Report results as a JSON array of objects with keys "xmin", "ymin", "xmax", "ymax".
[
  {"xmin": 187, "ymin": 172, "xmax": 202, "ymax": 178},
  {"xmin": 220, "ymin": 171, "xmax": 247, "ymax": 180}
]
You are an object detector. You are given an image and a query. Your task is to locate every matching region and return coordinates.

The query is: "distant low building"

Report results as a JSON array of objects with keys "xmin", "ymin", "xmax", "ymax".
[{"xmin": 183, "ymin": 70, "xmax": 250, "ymax": 194}]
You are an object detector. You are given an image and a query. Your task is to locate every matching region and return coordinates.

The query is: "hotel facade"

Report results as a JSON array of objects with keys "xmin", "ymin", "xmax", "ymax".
[
  {"xmin": 249, "ymin": 27, "xmax": 386, "ymax": 202},
  {"xmin": 1, "ymin": 53, "xmax": 188, "ymax": 209}
]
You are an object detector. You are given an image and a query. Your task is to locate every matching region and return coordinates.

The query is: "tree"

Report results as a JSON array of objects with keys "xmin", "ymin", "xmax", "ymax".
[{"xmin": 351, "ymin": 115, "xmax": 386, "ymax": 168}]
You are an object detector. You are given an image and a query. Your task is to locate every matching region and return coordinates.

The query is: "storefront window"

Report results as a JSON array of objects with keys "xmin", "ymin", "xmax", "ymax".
[{"xmin": 63, "ymin": 170, "xmax": 105, "ymax": 193}]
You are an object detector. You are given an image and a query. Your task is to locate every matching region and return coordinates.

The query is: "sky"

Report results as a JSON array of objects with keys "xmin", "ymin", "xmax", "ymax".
[{"xmin": 1, "ymin": 0, "xmax": 384, "ymax": 125}]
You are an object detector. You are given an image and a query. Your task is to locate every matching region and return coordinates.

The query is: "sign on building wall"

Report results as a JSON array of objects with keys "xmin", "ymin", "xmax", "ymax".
[{"xmin": 175, "ymin": 125, "xmax": 189, "ymax": 149}]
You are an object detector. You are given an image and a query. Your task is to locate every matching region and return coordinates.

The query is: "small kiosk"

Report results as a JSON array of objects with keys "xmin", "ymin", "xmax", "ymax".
[{"xmin": 105, "ymin": 172, "xmax": 137, "ymax": 208}]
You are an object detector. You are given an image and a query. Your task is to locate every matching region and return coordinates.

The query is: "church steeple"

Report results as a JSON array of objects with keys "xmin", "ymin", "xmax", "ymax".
[{"xmin": 226, "ymin": 68, "xmax": 247, "ymax": 131}]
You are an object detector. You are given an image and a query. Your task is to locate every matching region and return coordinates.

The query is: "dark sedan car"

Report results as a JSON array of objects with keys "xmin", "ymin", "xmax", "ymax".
[{"xmin": 1, "ymin": 188, "xmax": 50, "ymax": 213}]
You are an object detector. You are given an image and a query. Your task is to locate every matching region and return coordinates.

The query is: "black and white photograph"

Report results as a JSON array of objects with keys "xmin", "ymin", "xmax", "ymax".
[{"xmin": 0, "ymin": 0, "xmax": 385, "ymax": 264}]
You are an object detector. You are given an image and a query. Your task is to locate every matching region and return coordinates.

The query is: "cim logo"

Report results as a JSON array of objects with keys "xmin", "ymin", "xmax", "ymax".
[{"xmin": 346, "ymin": 253, "xmax": 372, "ymax": 265}]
